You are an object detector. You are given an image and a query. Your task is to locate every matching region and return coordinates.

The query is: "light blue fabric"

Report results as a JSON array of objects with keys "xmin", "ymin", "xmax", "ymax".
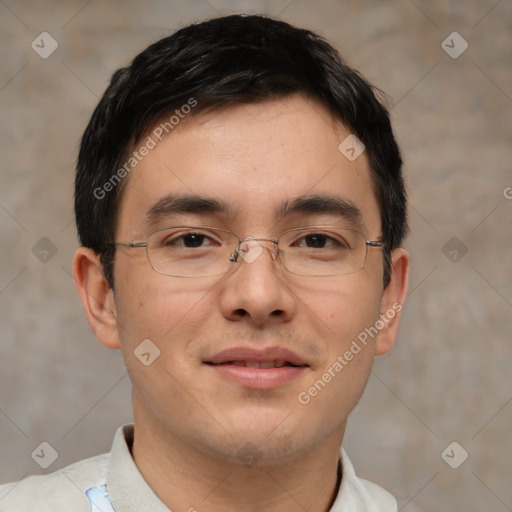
[{"xmin": 85, "ymin": 485, "xmax": 115, "ymax": 512}]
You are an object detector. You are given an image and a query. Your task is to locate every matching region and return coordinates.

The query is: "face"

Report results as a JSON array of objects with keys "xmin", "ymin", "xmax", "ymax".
[{"xmin": 102, "ymin": 95, "xmax": 404, "ymax": 465}]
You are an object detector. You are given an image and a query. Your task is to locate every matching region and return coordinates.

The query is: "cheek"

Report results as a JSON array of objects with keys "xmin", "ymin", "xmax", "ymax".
[
  {"xmin": 292, "ymin": 280, "xmax": 381, "ymax": 431},
  {"xmin": 293, "ymin": 275, "xmax": 382, "ymax": 345},
  {"xmin": 114, "ymin": 276, "xmax": 218, "ymax": 411},
  {"xmin": 114, "ymin": 272, "xmax": 220, "ymax": 358}
]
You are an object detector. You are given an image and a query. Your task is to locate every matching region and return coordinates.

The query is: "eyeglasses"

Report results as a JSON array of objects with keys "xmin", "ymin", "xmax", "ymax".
[{"xmin": 110, "ymin": 225, "xmax": 383, "ymax": 278}]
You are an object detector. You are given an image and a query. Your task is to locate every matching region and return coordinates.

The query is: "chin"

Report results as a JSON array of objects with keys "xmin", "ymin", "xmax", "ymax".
[
  {"xmin": 224, "ymin": 434, "xmax": 307, "ymax": 468},
  {"xmin": 223, "ymin": 413, "xmax": 315, "ymax": 459}
]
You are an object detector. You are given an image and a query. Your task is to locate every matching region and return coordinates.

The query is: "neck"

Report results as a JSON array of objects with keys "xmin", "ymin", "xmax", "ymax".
[{"xmin": 131, "ymin": 416, "xmax": 344, "ymax": 512}]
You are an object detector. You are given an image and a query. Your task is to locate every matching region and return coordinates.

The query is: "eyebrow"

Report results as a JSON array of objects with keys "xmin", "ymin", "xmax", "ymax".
[
  {"xmin": 145, "ymin": 194, "xmax": 233, "ymax": 225},
  {"xmin": 144, "ymin": 193, "xmax": 364, "ymax": 229},
  {"xmin": 276, "ymin": 194, "xmax": 364, "ymax": 229}
]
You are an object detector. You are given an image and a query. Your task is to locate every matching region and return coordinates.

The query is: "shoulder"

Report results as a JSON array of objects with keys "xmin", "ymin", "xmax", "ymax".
[{"xmin": 0, "ymin": 452, "xmax": 109, "ymax": 512}]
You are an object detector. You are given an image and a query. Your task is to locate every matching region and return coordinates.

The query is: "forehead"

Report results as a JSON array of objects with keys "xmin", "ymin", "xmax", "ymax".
[{"xmin": 115, "ymin": 94, "xmax": 381, "ymax": 237}]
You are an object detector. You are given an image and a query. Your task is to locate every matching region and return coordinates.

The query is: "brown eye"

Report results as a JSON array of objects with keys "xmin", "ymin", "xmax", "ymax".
[
  {"xmin": 178, "ymin": 233, "xmax": 208, "ymax": 247},
  {"xmin": 303, "ymin": 234, "xmax": 329, "ymax": 248},
  {"xmin": 294, "ymin": 233, "xmax": 346, "ymax": 249},
  {"xmin": 162, "ymin": 232, "xmax": 213, "ymax": 248}
]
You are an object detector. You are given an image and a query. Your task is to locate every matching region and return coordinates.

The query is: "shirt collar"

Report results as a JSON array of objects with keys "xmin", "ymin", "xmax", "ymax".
[
  {"xmin": 330, "ymin": 448, "xmax": 397, "ymax": 511},
  {"xmin": 106, "ymin": 424, "xmax": 396, "ymax": 512},
  {"xmin": 106, "ymin": 424, "xmax": 168, "ymax": 511}
]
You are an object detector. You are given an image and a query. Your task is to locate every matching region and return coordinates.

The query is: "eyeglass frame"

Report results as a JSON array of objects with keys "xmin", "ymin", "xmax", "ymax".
[{"xmin": 109, "ymin": 225, "xmax": 384, "ymax": 278}]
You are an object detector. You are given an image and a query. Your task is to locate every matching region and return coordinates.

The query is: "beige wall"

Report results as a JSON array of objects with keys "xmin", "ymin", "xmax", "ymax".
[{"xmin": 1, "ymin": 1, "xmax": 511, "ymax": 510}]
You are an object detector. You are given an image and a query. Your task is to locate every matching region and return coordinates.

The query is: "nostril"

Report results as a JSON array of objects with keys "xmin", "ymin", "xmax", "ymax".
[
  {"xmin": 235, "ymin": 309, "xmax": 248, "ymax": 317},
  {"xmin": 271, "ymin": 310, "xmax": 284, "ymax": 317}
]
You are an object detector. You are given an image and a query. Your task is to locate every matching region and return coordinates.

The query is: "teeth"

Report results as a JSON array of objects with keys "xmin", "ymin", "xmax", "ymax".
[{"xmin": 224, "ymin": 360, "xmax": 293, "ymax": 368}]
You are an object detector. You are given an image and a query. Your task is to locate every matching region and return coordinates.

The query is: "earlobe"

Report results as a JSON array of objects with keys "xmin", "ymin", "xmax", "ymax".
[
  {"xmin": 72, "ymin": 247, "xmax": 121, "ymax": 350},
  {"xmin": 375, "ymin": 248, "xmax": 410, "ymax": 356}
]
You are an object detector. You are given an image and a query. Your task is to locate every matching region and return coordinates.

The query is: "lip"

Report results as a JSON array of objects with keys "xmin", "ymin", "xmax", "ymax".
[
  {"xmin": 204, "ymin": 346, "xmax": 309, "ymax": 390},
  {"xmin": 207, "ymin": 346, "xmax": 308, "ymax": 366}
]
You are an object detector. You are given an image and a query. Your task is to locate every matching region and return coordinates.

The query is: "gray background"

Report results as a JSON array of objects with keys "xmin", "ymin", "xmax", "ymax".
[{"xmin": 1, "ymin": 0, "xmax": 511, "ymax": 510}]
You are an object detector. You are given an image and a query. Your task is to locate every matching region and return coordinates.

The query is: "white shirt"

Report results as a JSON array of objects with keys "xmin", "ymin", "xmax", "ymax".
[{"xmin": 0, "ymin": 424, "xmax": 397, "ymax": 511}]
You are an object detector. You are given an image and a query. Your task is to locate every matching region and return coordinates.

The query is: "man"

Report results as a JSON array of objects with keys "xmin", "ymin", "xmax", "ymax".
[{"xmin": 0, "ymin": 14, "xmax": 409, "ymax": 511}]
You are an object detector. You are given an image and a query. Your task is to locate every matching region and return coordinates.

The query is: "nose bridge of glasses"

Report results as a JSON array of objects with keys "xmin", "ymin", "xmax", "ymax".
[{"xmin": 232, "ymin": 237, "xmax": 279, "ymax": 265}]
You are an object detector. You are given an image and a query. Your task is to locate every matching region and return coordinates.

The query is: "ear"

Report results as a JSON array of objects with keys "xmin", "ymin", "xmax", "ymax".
[
  {"xmin": 375, "ymin": 248, "xmax": 410, "ymax": 356},
  {"xmin": 72, "ymin": 247, "xmax": 120, "ymax": 349}
]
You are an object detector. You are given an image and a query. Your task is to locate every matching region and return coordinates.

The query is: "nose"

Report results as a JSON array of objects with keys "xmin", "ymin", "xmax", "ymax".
[
  {"xmin": 219, "ymin": 239, "xmax": 297, "ymax": 327},
  {"xmin": 229, "ymin": 237, "xmax": 279, "ymax": 264}
]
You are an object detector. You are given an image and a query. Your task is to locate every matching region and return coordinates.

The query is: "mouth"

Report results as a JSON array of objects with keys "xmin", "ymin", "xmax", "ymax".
[
  {"xmin": 207, "ymin": 360, "xmax": 304, "ymax": 369},
  {"xmin": 204, "ymin": 347, "xmax": 309, "ymax": 389}
]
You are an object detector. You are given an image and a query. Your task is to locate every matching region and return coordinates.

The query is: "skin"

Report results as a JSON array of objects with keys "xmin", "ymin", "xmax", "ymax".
[{"xmin": 73, "ymin": 94, "xmax": 409, "ymax": 512}]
